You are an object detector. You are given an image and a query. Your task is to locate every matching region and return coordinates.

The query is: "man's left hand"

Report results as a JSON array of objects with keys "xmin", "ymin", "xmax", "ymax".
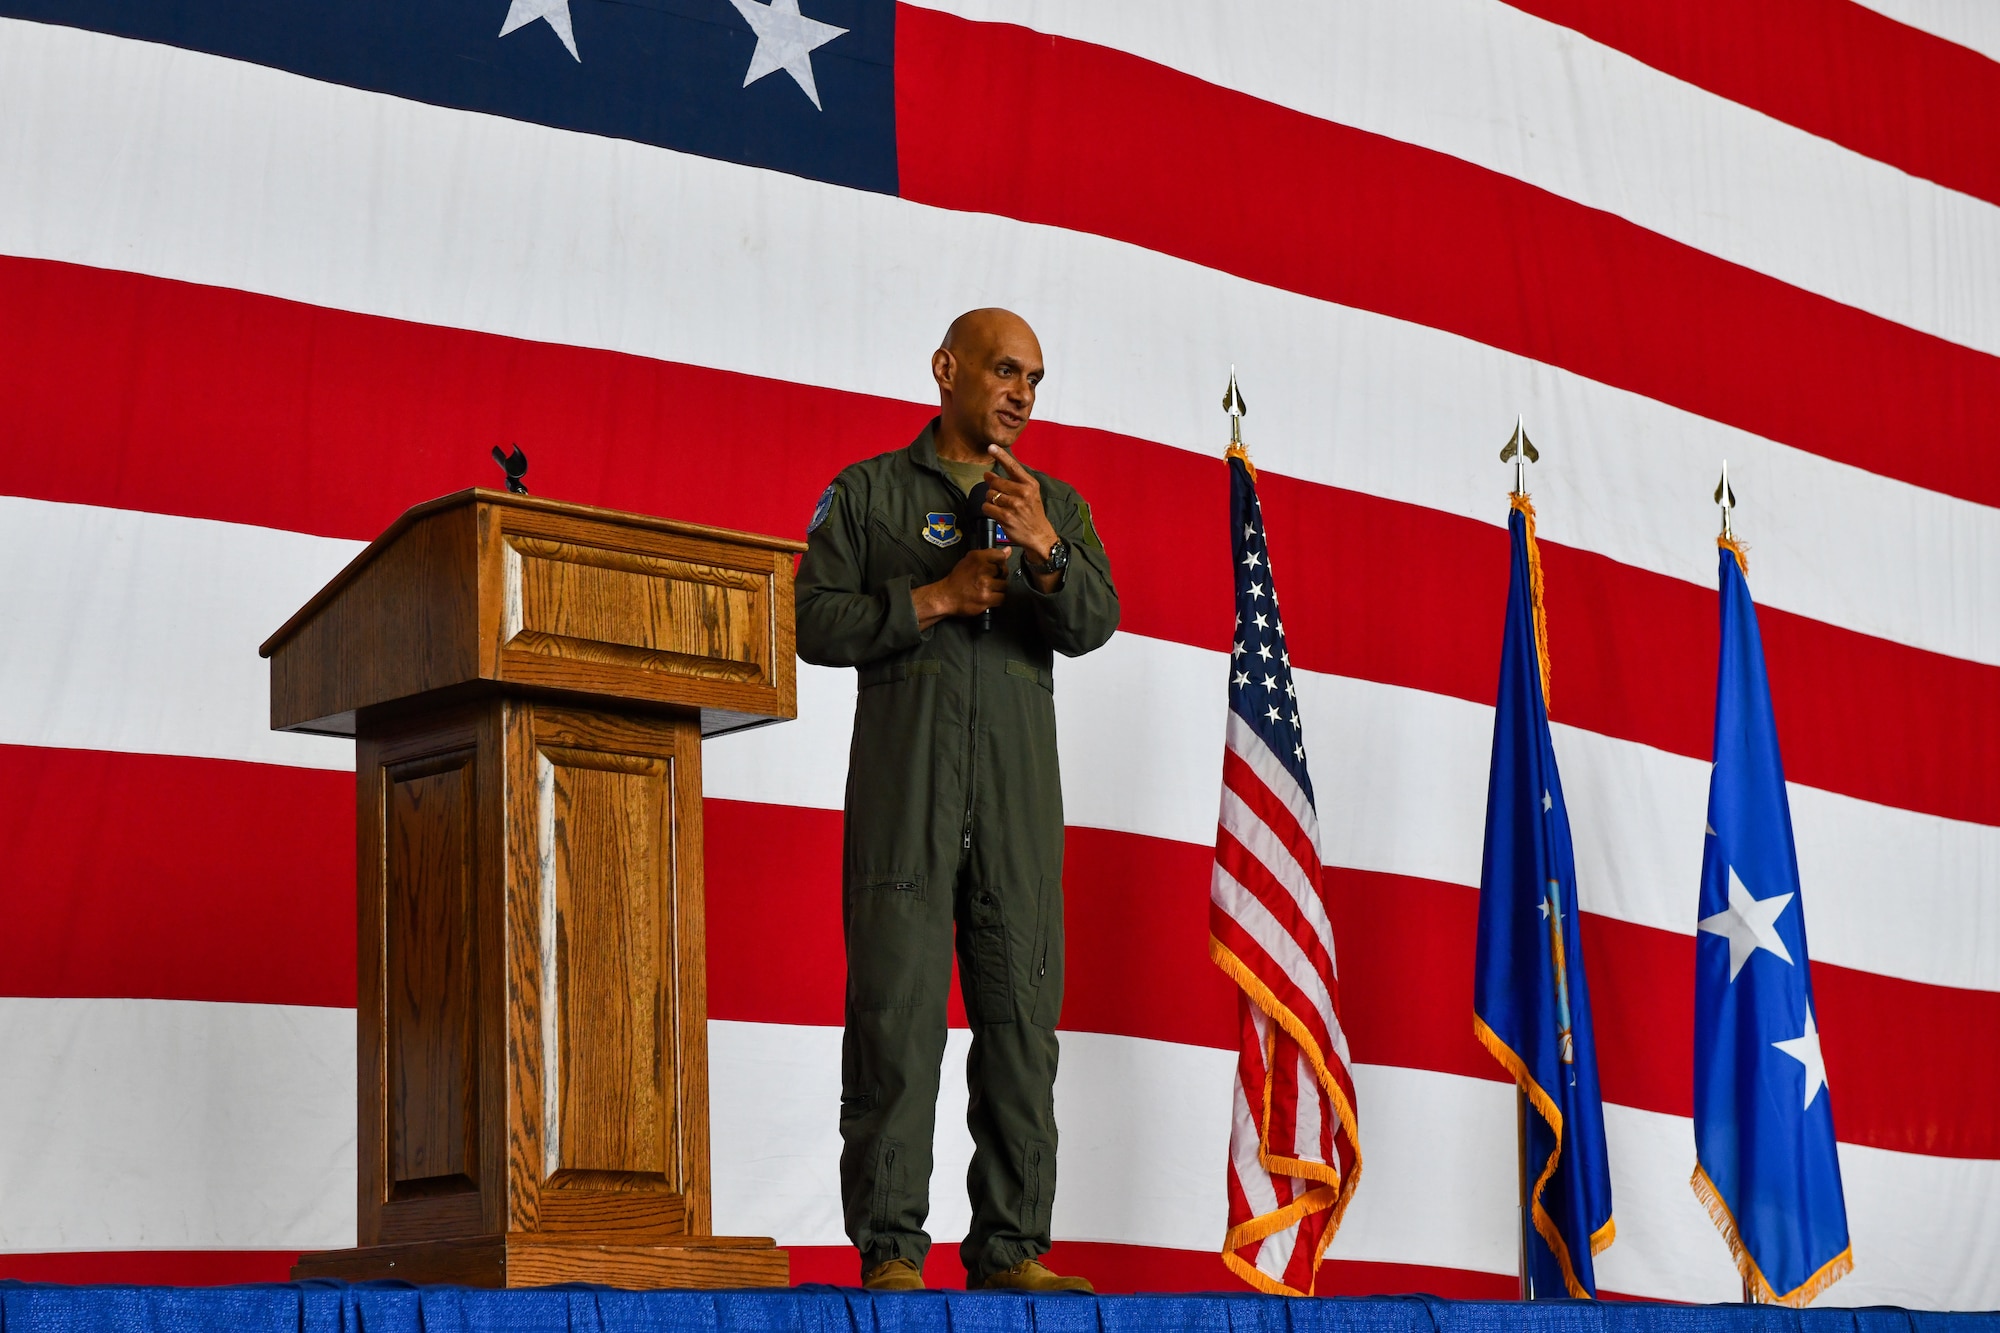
[{"xmin": 982, "ymin": 444, "xmax": 1060, "ymax": 565}]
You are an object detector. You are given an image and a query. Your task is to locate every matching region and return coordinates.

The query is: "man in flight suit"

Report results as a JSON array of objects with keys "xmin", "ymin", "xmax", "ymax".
[{"xmin": 795, "ymin": 309, "xmax": 1120, "ymax": 1292}]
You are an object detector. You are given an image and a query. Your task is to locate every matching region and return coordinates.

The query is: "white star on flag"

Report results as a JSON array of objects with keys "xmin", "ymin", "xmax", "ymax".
[
  {"xmin": 1697, "ymin": 865, "xmax": 1795, "ymax": 982},
  {"xmin": 726, "ymin": 0, "xmax": 847, "ymax": 110},
  {"xmin": 499, "ymin": 0, "xmax": 579, "ymax": 61},
  {"xmin": 1773, "ymin": 1009, "xmax": 1830, "ymax": 1110}
]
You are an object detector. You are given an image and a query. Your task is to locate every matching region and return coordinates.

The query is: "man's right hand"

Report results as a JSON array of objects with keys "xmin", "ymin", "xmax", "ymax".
[{"xmin": 913, "ymin": 548, "xmax": 1010, "ymax": 630}]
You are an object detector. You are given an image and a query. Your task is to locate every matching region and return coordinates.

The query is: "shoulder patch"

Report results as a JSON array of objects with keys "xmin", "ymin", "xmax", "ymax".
[
  {"xmin": 1075, "ymin": 499, "xmax": 1105, "ymax": 552},
  {"xmin": 807, "ymin": 482, "xmax": 838, "ymax": 535}
]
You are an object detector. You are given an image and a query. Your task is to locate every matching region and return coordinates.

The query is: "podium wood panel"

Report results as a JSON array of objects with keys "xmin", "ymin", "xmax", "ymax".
[{"xmin": 272, "ymin": 492, "xmax": 798, "ymax": 1287}]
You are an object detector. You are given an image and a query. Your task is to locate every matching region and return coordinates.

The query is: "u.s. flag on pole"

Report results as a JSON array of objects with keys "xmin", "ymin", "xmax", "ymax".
[{"xmin": 1209, "ymin": 429, "xmax": 1361, "ymax": 1296}]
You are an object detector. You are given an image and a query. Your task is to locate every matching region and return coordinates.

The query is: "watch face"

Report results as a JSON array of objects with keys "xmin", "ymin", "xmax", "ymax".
[{"xmin": 1049, "ymin": 539, "xmax": 1069, "ymax": 570}]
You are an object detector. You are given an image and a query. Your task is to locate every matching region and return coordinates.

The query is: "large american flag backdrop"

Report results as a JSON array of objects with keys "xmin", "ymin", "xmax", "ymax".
[{"xmin": 1, "ymin": 0, "xmax": 1997, "ymax": 1303}]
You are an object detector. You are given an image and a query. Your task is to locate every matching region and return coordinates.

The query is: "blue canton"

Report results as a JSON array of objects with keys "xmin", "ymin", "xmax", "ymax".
[
  {"xmin": 1226, "ymin": 456, "xmax": 1312, "ymax": 802},
  {"xmin": 4, "ymin": 0, "xmax": 899, "ymax": 195}
]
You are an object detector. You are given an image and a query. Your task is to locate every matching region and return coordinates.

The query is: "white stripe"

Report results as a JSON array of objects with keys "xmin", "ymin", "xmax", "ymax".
[
  {"xmin": 10, "ymin": 497, "xmax": 1996, "ymax": 993},
  {"xmin": 1216, "ymin": 784, "xmax": 1337, "ymax": 971},
  {"xmin": 3, "ymin": 1004, "xmax": 1990, "ymax": 1305},
  {"xmin": 3, "ymin": 21, "xmax": 1997, "ymax": 666},
  {"xmin": 1254, "ymin": 1212, "xmax": 1298, "ymax": 1281},
  {"xmin": 912, "ymin": 0, "xmax": 2000, "ymax": 360},
  {"xmin": 0, "ymin": 998, "xmax": 354, "ymax": 1251},
  {"xmin": 0, "ymin": 497, "xmax": 357, "ymax": 770},
  {"xmin": 1211, "ymin": 865, "xmax": 1346, "ymax": 1057},
  {"xmin": 708, "ymin": 1021, "xmax": 1995, "ymax": 1305},
  {"xmin": 1289, "ymin": 1044, "xmax": 1326, "ymax": 1166},
  {"xmin": 1072, "ymin": 636, "xmax": 2000, "ymax": 994},
  {"xmin": 1225, "ymin": 711, "xmax": 1324, "ymax": 858},
  {"xmin": 1849, "ymin": 0, "xmax": 2000, "ymax": 63}
]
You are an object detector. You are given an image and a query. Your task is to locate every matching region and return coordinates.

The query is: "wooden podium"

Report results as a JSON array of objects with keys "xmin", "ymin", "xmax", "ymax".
[{"xmin": 260, "ymin": 489, "xmax": 804, "ymax": 1288}]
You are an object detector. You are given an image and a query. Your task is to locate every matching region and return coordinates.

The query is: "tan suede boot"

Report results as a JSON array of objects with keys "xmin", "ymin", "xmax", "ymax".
[
  {"xmin": 862, "ymin": 1257, "xmax": 927, "ymax": 1291},
  {"xmin": 973, "ymin": 1259, "xmax": 1094, "ymax": 1293}
]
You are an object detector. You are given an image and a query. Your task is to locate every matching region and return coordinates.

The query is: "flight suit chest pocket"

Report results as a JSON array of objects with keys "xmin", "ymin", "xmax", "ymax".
[{"xmin": 868, "ymin": 512, "xmax": 955, "ymax": 586}]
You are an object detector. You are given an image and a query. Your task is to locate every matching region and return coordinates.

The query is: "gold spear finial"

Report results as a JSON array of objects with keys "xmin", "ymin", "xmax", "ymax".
[
  {"xmin": 1714, "ymin": 460, "xmax": 1736, "ymax": 540},
  {"xmin": 1499, "ymin": 416, "xmax": 1539, "ymax": 496},
  {"xmin": 1222, "ymin": 367, "xmax": 1255, "ymax": 475}
]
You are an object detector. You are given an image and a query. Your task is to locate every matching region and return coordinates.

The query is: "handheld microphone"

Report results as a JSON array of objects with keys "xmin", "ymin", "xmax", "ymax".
[{"xmin": 966, "ymin": 481, "xmax": 1006, "ymax": 632}]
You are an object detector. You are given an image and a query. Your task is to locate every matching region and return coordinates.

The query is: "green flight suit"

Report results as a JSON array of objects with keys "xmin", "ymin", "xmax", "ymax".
[{"xmin": 795, "ymin": 421, "xmax": 1120, "ymax": 1281}]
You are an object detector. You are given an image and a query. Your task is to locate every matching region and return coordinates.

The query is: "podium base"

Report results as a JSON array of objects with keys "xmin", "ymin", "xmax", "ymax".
[{"xmin": 291, "ymin": 1235, "xmax": 788, "ymax": 1289}]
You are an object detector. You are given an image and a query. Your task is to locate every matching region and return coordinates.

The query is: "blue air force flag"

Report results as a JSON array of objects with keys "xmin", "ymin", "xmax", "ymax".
[
  {"xmin": 1692, "ymin": 544, "xmax": 1852, "ymax": 1305},
  {"xmin": 1473, "ymin": 499, "xmax": 1616, "ymax": 1299}
]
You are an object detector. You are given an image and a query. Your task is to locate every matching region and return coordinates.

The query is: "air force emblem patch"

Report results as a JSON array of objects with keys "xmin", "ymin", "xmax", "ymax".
[
  {"xmin": 922, "ymin": 512, "xmax": 962, "ymax": 548},
  {"xmin": 807, "ymin": 482, "xmax": 837, "ymax": 535}
]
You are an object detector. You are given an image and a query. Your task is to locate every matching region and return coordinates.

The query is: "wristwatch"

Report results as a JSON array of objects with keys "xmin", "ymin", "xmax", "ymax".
[{"xmin": 1025, "ymin": 538, "xmax": 1069, "ymax": 577}]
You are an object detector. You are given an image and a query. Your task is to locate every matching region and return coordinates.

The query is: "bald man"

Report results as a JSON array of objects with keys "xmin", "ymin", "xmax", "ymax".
[{"xmin": 795, "ymin": 310, "xmax": 1120, "ymax": 1292}]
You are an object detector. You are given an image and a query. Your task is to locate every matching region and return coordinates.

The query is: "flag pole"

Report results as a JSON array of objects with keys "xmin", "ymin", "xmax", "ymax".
[
  {"xmin": 1501, "ymin": 416, "xmax": 1541, "ymax": 1301},
  {"xmin": 1718, "ymin": 460, "xmax": 1753, "ymax": 1310}
]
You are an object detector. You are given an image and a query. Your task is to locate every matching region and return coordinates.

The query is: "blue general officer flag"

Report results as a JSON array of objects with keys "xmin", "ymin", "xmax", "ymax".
[
  {"xmin": 1692, "ymin": 542, "xmax": 1852, "ymax": 1305},
  {"xmin": 1473, "ymin": 497, "xmax": 1615, "ymax": 1299}
]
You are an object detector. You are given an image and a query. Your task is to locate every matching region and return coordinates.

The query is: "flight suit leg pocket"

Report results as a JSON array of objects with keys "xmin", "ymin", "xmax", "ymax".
[
  {"xmin": 1028, "ymin": 875, "xmax": 1063, "ymax": 1030},
  {"xmin": 845, "ymin": 872, "xmax": 933, "ymax": 1013},
  {"xmin": 957, "ymin": 883, "xmax": 1017, "ymax": 1026}
]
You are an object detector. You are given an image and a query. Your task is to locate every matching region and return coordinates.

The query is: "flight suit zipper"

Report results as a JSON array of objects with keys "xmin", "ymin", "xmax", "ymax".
[
  {"xmin": 944, "ymin": 468, "xmax": 979, "ymax": 855},
  {"xmin": 962, "ymin": 511, "xmax": 980, "ymax": 855}
]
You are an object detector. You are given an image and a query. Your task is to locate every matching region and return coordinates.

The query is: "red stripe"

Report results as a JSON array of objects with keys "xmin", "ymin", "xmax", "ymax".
[
  {"xmin": 717, "ymin": 805, "xmax": 2000, "ymax": 1160},
  {"xmin": 894, "ymin": 8, "xmax": 2000, "ymax": 511},
  {"xmin": 6, "ymin": 753, "xmax": 1995, "ymax": 1157},
  {"xmin": 0, "ymin": 745, "xmax": 355, "ymax": 1008},
  {"xmin": 6, "ymin": 257, "xmax": 1994, "ymax": 830},
  {"xmin": 0, "ymin": 1251, "xmax": 302, "ymax": 1285},
  {"xmin": 1502, "ymin": 0, "xmax": 2000, "ymax": 210}
]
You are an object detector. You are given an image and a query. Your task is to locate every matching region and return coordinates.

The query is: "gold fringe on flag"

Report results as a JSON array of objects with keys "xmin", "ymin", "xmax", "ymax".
[
  {"xmin": 1509, "ymin": 492, "xmax": 1553, "ymax": 712},
  {"xmin": 1719, "ymin": 534, "xmax": 1750, "ymax": 574},
  {"xmin": 1210, "ymin": 938, "xmax": 1364, "ymax": 1295},
  {"xmin": 1225, "ymin": 439, "xmax": 1257, "ymax": 479},
  {"xmin": 1473, "ymin": 1014, "xmax": 1613, "ymax": 1298},
  {"xmin": 1691, "ymin": 1164, "xmax": 1851, "ymax": 1306}
]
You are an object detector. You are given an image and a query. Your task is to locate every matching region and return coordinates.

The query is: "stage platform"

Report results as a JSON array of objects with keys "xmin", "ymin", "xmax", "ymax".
[{"xmin": 0, "ymin": 1284, "xmax": 1994, "ymax": 1333}]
